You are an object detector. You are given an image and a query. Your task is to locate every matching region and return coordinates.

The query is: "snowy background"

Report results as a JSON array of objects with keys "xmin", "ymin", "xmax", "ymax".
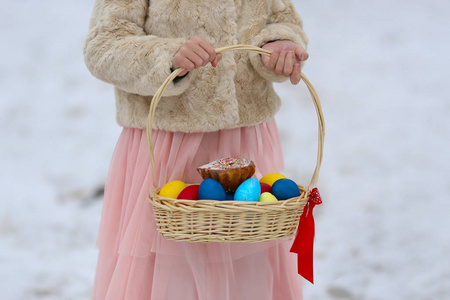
[{"xmin": 1, "ymin": 0, "xmax": 449, "ymax": 299}]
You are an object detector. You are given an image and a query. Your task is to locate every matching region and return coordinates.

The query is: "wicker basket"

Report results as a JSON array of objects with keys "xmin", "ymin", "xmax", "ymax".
[{"xmin": 147, "ymin": 45, "xmax": 325, "ymax": 243}]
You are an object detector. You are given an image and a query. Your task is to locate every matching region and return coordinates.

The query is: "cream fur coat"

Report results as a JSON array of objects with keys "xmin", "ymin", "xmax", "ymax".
[{"xmin": 84, "ymin": 0, "xmax": 308, "ymax": 132}]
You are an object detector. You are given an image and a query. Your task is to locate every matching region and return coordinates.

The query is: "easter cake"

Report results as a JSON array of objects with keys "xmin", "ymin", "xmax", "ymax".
[{"xmin": 197, "ymin": 157, "xmax": 255, "ymax": 193}]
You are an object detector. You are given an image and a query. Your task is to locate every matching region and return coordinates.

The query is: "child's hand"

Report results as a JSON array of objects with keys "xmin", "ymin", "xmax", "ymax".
[
  {"xmin": 172, "ymin": 36, "xmax": 222, "ymax": 76},
  {"xmin": 261, "ymin": 40, "xmax": 309, "ymax": 85}
]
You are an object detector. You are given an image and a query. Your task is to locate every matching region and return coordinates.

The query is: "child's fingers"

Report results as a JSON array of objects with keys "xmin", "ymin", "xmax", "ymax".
[
  {"xmin": 196, "ymin": 38, "xmax": 217, "ymax": 62},
  {"xmin": 283, "ymin": 51, "xmax": 295, "ymax": 76},
  {"xmin": 179, "ymin": 57, "xmax": 196, "ymax": 73},
  {"xmin": 183, "ymin": 36, "xmax": 217, "ymax": 68},
  {"xmin": 211, "ymin": 53, "xmax": 222, "ymax": 67},
  {"xmin": 183, "ymin": 49, "xmax": 208, "ymax": 69},
  {"xmin": 274, "ymin": 48, "xmax": 288, "ymax": 75},
  {"xmin": 259, "ymin": 41, "xmax": 306, "ymax": 82},
  {"xmin": 264, "ymin": 48, "xmax": 280, "ymax": 71},
  {"xmin": 172, "ymin": 36, "xmax": 219, "ymax": 74},
  {"xmin": 174, "ymin": 48, "xmax": 199, "ymax": 71},
  {"xmin": 290, "ymin": 63, "xmax": 302, "ymax": 85},
  {"xmin": 191, "ymin": 44, "xmax": 214, "ymax": 67}
]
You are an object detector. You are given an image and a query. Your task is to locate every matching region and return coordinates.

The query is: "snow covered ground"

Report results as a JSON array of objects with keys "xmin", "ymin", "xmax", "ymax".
[{"xmin": 1, "ymin": 0, "xmax": 449, "ymax": 299}]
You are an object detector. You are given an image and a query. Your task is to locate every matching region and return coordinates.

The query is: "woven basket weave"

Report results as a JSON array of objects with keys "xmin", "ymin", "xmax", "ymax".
[{"xmin": 147, "ymin": 45, "xmax": 325, "ymax": 243}]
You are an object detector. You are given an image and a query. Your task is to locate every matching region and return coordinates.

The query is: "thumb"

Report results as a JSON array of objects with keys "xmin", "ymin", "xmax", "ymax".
[
  {"xmin": 295, "ymin": 48, "xmax": 309, "ymax": 61},
  {"xmin": 261, "ymin": 54, "xmax": 270, "ymax": 66}
]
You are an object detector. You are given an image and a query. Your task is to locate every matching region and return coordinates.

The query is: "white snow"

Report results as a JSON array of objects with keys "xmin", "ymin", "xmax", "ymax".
[{"xmin": 1, "ymin": 0, "xmax": 449, "ymax": 299}]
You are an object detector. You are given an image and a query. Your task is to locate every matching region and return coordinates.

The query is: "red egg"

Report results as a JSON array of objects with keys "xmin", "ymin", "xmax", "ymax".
[
  {"xmin": 260, "ymin": 182, "xmax": 271, "ymax": 194},
  {"xmin": 177, "ymin": 185, "xmax": 200, "ymax": 200}
]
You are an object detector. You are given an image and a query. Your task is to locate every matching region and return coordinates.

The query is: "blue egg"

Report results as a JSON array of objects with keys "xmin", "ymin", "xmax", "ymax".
[
  {"xmin": 234, "ymin": 178, "xmax": 261, "ymax": 202},
  {"xmin": 271, "ymin": 179, "xmax": 300, "ymax": 200},
  {"xmin": 198, "ymin": 178, "xmax": 226, "ymax": 200}
]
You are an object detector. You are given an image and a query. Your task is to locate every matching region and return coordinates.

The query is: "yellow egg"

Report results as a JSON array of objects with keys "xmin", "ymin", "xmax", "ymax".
[
  {"xmin": 259, "ymin": 173, "xmax": 287, "ymax": 186},
  {"xmin": 159, "ymin": 180, "xmax": 187, "ymax": 199},
  {"xmin": 259, "ymin": 192, "xmax": 278, "ymax": 202}
]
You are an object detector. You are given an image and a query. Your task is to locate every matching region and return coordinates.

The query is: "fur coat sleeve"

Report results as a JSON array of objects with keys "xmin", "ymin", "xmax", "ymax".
[{"xmin": 83, "ymin": 0, "xmax": 191, "ymax": 97}]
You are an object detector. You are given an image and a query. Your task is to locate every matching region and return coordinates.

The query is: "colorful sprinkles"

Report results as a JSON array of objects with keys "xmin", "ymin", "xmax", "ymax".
[{"xmin": 200, "ymin": 157, "xmax": 251, "ymax": 170}]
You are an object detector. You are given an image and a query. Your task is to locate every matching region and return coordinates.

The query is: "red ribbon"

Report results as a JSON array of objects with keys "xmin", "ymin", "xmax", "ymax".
[{"xmin": 290, "ymin": 188, "xmax": 322, "ymax": 284}]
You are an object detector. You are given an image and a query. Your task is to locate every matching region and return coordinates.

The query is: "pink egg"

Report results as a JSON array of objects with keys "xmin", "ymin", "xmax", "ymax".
[{"xmin": 177, "ymin": 185, "xmax": 200, "ymax": 200}]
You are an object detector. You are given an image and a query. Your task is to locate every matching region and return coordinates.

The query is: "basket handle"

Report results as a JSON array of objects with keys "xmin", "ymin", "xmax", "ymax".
[{"xmin": 146, "ymin": 45, "xmax": 325, "ymax": 191}]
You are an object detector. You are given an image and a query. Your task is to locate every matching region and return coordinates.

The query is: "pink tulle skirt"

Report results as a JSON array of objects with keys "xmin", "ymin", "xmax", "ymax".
[{"xmin": 92, "ymin": 119, "xmax": 303, "ymax": 300}]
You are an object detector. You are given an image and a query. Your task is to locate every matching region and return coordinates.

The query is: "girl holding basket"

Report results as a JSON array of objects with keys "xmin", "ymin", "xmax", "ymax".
[{"xmin": 84, "ymin": 0, "xmax": 309, "ymax": 299}]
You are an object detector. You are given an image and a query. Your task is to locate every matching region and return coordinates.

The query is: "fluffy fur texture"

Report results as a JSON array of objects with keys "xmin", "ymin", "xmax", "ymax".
[{"xmin": 84, "ymin": 0, "xmax": 308, "ymax": 132}]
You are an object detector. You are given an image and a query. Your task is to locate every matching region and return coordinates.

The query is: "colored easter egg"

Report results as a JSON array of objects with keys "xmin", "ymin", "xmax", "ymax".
[
  {"xmin": 198, "ymin": 178, "xmax": 226, "ymax": 200},
  {"xmin": 177, "ymin": 185, "xmax": 200, "ymax": 200},
  {"xmin": 271, "ymin": 179, "xmax": 300, "ymax": 200},
  {"xmin": 159, "ymin": 180, "xmax": 188, "ymax": 199},
  {"xmin": 259, "ymin": 173, "xmax": 287, "ymax": 186},
  {"xmin": 226, "ymin": 193, "xmax": 235, "ymax": 200},
  {"xmin": 234, "ymin": 178, "xmax": 261, "ymax": 202},
  {"xmin": 259, "ymin": 192, "xmax": 278, "ymax": 202},
  {"xmin": 260, "ymin": 182, "xmax": 271, "ymax": 194}
]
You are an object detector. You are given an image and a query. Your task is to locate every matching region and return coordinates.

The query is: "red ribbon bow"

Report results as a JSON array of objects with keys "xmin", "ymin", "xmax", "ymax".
[{"xmin": 290, "ymin": 187, "xmax": 322, "ymax": 284}]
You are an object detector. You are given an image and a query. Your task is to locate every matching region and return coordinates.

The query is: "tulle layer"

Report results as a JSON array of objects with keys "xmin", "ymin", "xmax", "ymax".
[{"xmin": 92, "ymin": 120, "xmax": 303, "ymax": 300}]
